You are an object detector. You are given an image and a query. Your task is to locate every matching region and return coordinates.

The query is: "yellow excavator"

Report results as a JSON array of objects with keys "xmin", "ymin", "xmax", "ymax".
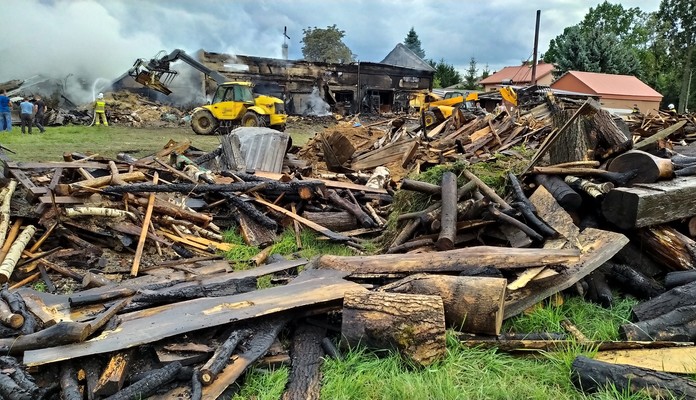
[
  {"xmin": 129, "ymin": 49, "xmax": 287, "ymax": 134},
  {"xmin": 416, "ymin": 91, "xmax": 483, "ymax": 128}
]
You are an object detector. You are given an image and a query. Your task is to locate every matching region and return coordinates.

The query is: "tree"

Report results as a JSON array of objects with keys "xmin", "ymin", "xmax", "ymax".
[
  {"xmin": 546, "ymin": 25, "xmax": 641, "ymax": 78},
  {"xmin": 404, "ymin": 27, "xmax": 425, "ymax": 59},
  {"xmin": 463, "ymin": 57, "xmax": 479, "ymax": 90},
  {"xmin": 658, "ymin": 0, "xmax": 696, "ymax": 112},
  {"xmin": 301, "ymin": 25, "xmax": 355, "ymax": 64},
  {"xmin": 428, "ymin": 58, "xmax": 461, "ymax": 88},
  {"xmin": 481, "ymin": 64, "xmax": 491, "ymax": 80}
]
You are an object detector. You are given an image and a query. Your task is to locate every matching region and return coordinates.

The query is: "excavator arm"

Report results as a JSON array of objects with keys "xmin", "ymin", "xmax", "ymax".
[{"xmin": 128, "ymin": 49, "xmax": 228, "ymax": 95}]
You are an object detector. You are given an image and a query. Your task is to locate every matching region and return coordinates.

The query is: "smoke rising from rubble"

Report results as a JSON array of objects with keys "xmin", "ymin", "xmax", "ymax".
[{"xmin": 303, "ymin": 87, "xmax": 332, "ymax": 117}]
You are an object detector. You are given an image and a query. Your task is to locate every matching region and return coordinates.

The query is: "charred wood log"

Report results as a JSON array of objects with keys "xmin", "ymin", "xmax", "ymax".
[
  {"xmin": 0, "ymin": 321, "xmax": 90, "ymax": 353},
  {"xmin": 632, "ymin": 279, "xmax": 696, "ymax": 321},
  {"xmin": 59, "ymin": 361, "xmax": 82, "ymax": 400},
  {"xmin": 302, "ymin": 211, "xmax": 358, "ymax": 232},
  {"xmin": 621, "ymin": 305, "xmax": 696, "ymax": 341},
  {"xmin": 533, "ymin": 166, "xmax": 638, "ymax": 187},
  {"xmin": 103, "ymin": 181, "xmax": 323, "ymax": 196},
  {"xmin": 200, "ymin": 328, "xmax": 252, "ymax": 386},
  {"xmin": 0, "ymin": 287, "xmax": 36, "ymax": 335},
  {"xmin": 564, "ymin": 176, "xmax": 613, "ymax": 198},
  {"xmin": 665, "ymin": 270, "xmax": 696, "ymax": 289},
  {"xmin": 0, "ymin": 356, "xmax": 40, "ymax": 397},
  {"xmin": 282, "ymin": 322, "xmax": 326, "ymax": 400},
  {"xmin": 0, "ymin": 373, "xmax": 34, "ymax": 400},
  {"xmin": 607, "ymin": 150, "xmax": 673, "ymax": 184},
  {"xmin": 585, "ymin": 269, "xmax": 612, "ymax": 308},
  {"xmin": 341, "ymin": 291, "xmax": 446, "ymax": 366},
  {"xmin": 0, "ymin": 299, "xmax": 23, "ymax": 329},
  {"xmin": 385, "ymin": 238, "xmax": 434, "ymax": 254},
  {"xmin": 103, "ymin": 361, "xmax": 182, "ymax": 400},
  {"xmin": 533, "ymin": 174, "xmax": 581, "ymax": 211},
  {"xmin": 571, "ymin": 355, "xmax": 696, "ymax": 399},
  {"xmin": 326, "ymin": 190, "xmax": 376, "ymax": 228},
  {"xmin": 507, "ymin": 173, "xmax": 555, "ymax": 237},
  {"xmin": 400, "ymin": 179, "xmax": 441, "ymax": 195},
  {"xmin": 605, "ymin": 262, "xmax": 664, "ymax": 299},
  {"xmin": 636, "ymin": 225, "xmax": 696, "ymax": 271},
  {"xmin": 459, "ymin": 266, "xmax": 503, "ymax": 278},
  {"xmin": 191, "ymin": 368, "xmax": 203, "ymax": 400},
  {"xmin": 486, "ymin": 205, "xmax": 543, "ymax": 242},
  {"xmin": 225, "ymin": 194, "xmax": 278, "ymax": 231},
  {"xmin": 321, "ymin": 337, "xmax": 342, "ymax": 360}
]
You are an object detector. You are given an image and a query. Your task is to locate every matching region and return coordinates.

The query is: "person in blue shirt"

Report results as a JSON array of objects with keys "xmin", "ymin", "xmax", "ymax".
[
  {"xmin": 0, "ymin": 90, "xmax": 11, "ymax": 132},
  {"xmin": 19, "ymin": 97, "xmax": 34, "ymax": 134}
]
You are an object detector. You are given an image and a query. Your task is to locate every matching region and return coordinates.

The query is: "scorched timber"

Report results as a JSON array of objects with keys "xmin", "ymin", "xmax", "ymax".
[
  {"xmin": 102, "ymin": 181, "xmax": 324, "ymax": 196},
  {"xmin": 22, "ymin": 270, "xmax": 364, "ymax": 366},
  {"xmin": 315, "ymin": 246, "xmax": 580, "ymax": 275}
]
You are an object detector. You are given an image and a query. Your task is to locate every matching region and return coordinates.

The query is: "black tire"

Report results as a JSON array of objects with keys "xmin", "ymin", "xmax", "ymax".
[
  {"xmin": 423, "ymin": 111, "xmax": 438, "ymax": 127},
  {"xmin": 242, "ymin": 112, "xmax": 266, "ymax": 127},
  {"xmin": 191, "ymin": 110, "xmax": 217, "ymax": 135}
]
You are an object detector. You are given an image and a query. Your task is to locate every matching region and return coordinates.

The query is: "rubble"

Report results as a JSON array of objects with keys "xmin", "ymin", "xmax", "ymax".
[{"xmin": 0, "ymin": 92, "xmax": 694, "ymax": 399}]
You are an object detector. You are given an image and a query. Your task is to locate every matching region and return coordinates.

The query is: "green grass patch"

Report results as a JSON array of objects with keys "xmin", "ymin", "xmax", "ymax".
[
  {"xmin": 230, "ymin": 366, "xmax": 289, "ymax": 400},
  {"xmin": 0, "ymin": 125, "xmax": 221, "ymax": 161}
]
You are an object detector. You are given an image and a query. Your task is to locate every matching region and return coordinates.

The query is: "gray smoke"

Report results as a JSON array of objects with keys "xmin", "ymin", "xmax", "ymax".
[{"xmin": 303, "ymin": 87, "xmax": 331, "ymax": 116}]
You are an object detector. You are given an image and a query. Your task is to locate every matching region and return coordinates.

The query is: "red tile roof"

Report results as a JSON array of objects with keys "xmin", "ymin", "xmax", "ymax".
[
  {"xmin": 479, "ymin": 62, "xmax": 554, "ymax": 85},
  {"xmin": 553, "ymin": 71, "xmax": 662, "ymax": 98}
]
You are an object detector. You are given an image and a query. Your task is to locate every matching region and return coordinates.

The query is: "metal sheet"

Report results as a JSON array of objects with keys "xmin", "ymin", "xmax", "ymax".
[{"xmin": 231, "ymin": 127, "xmax": 289, "ymax": 173}]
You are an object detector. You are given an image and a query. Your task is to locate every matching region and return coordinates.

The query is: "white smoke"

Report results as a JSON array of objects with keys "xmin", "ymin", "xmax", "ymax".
[{"xmin": 303, "ymin": 87, "xmax": 331, "ymax": 116}]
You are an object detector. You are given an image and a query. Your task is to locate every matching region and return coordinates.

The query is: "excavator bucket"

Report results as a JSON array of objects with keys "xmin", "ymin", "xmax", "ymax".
[{"xmin": 133, "ymin": 71, "xmax": 173, "ymax": 95}]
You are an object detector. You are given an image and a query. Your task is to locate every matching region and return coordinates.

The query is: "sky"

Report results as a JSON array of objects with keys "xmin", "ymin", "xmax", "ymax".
[{"xmin": 0, "ymin": 0, "xmax": 662, "ymax": 99}]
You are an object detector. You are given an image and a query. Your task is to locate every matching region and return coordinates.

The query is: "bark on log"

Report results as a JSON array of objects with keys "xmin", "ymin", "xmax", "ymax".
[
  {"xmin": 191, "ymin": 369, "xmax": 203, "ymax": 400},
  {"xmin": 533, "ymin": 167, "xmax": 638, "ymax": 187},
  {"xmin": 633, "ymin": 279, "xmax": 696, "ymax": 321},
  {"xmin": 326, "ymin": 190, "xmax": 376, "ymax": 228},
  {"xmin": 602, "ymin": 177, "xmax": 696, "ymax": 229},
  {"xmin": 0, "ymin": 373, "xmax": 34, "ymax": 400},
  {"xmin": 379, "ymin": 274, "xmax": 506, "ymax": 335},
  {"xmin": 68, "ymin": 287, "xmax": 136, "ymax": 307},
  {"xmin": 564, "ymin": 176, "xmax": 613, "ymax": 198},
  {"xmin": 56, "ymin": 171, "xmax": 146, "ymax": 195},
  {"xmin": 665, "ymin": 270, "xmax": 696, "ymax": 289},
  {"xmin": 282, "ymin": 323, "xmax": 326, "ymax": 400},
  {"xmin": 83, "ymin": 358, "xmax": 101, "ymax": 400},
  {"xmin": 0, "ymin": 356, "xmax": 40, "ymax": 398},
  {"xmin": 571, "ymin": 355, "xmax": 696, "ymax": 399},
  {"xmin": 341, "ymin": 291, "xmax": 446, "ymax": 366},
  {"xmin": 0, "ymin": 321, "xmax": 91, "ymax": 353},
  {"xmin": 302, "ymin": 211, "xmax": 358, "ymax": 232},
  {"xmin": 607, "ymin": 150, "xmax": 673, "ymax": 185},
  {"xmin": 0, "ymin": 300, "xmax": 23, "ymax": 329},
  {"xmin": 606, "ymin": 262, "xmax": 664, "ymax": 299},
  {"xmin": 622, "ymin": 305, "xmax": 696, "ymax": 341},
  {"xmin": 437, "ymin": 171, "xmax": 457, "ymax": 250},
  {"xmin": 60, "ymin": 362, "xmax": 82, "ymax": 400},
  {"xmin": 136, "ymin": 197, "xmax": 213, "ymax": 227},
  {"xmin": 400, "ymin": 179, "xmax": 441, "ymax": 195},
  {"xmin": 462, "ymin": 170, "xmax": 513, "ymax": 211},
  {"xmin": 0, "ymin": 225, "xmax": 36, "ymax": 284},
  {"xmin": 508, "ymin": 173, "xmax": 555, "ymax": 237},
  {"xmin": 1, "ymin": 288, "xmax": 36, "ymax": 335},
  {"xmin": 200, "ymin": 328, "xmax": 252, "ymax": 386},
  {"xmin": 533, "ymin": 174, "xmax": 581, "ymax": 211},
  {"xmin": 0, "ymin": 180, "xmax": 17, "ymax": 251},
  {"xmin": 103, "ymin": 181, "xmax": 323, "ymax": 196},
  {"xmin": 103, "ymin": 361, "xmax": 182, "ymax": 400},
  {"xmin": 585, "ymin": 268, "xmax": 612, "ymax": 308},
  {"xmin": 317, "ymin": 246, "xmax": 579, "ymax": 275},
  {"xmin": 636, "ymin": 225, "xmax": 696, "ymax": 271}
]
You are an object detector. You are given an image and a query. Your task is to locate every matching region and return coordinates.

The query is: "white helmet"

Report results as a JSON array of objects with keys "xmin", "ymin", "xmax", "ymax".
[
  {"xmin": 668, "ymin": 103, "xmax": 675, "ymax": 109},
  {"xmin": 97, "ymin": 93, "xmax": 104, "ymax": 100}
]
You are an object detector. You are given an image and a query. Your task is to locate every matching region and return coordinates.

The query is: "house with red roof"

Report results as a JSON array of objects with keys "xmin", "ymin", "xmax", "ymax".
[
  {"xmin": 550, "ymin": 71, "xmax": 662, "ymax": 112},
  {"xmin": 479, "ymin": 61, "xmax": 555, "ymax": 92}
]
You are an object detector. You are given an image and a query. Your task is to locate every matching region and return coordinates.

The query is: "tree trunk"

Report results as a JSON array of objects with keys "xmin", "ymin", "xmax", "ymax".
[
  {"xmin": 341, "ymin": 290, "xmax": 446, "ymax": 366},
  {"xmin": 571, "ymin": 355, "xmax": 696, "ymax": 399},
  {"xmin": 379, "ymin": 274, "xmax": 506, "ymax": 335},
  {"xmin": 549, "ymin": 108, "xmax": 591, "ymax": 165},
  {"xmin": 606, "ymin": 150, "xmax": 673, "ymax": 185},
  {"xmin": 437, "ymin": 171, "xmax": 458, "ymax": 250}
]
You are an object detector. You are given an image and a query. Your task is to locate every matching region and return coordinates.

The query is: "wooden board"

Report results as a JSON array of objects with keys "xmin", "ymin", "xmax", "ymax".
[
  {"xmin": 595, "ymin": 346, "xmax": 696, "ymax": 374},
  {"xmin": 23, "ymin": 270, "xmax": 363, "ymax": 366},
  {"xmin": 351, "ymin": 140, "xmax": 419, "ymax": 171},
  {"xmin": 503, "ymin": 188, "xmax": 629, "ymax": 318},
  {"xmin": 5, "ymin": 161, "xmax": 110, "ymax": 170}
]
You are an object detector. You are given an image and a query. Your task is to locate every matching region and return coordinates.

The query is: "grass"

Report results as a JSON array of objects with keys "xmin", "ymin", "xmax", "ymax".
[{"xmin": 0, "ymin": 125, "xmax": 221, "ymax": 161}]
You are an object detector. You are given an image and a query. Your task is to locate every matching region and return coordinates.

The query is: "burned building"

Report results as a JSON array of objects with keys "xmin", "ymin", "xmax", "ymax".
[{"xmin": 197, "ymin": 43, "xmax": 434, "ymax": 116}]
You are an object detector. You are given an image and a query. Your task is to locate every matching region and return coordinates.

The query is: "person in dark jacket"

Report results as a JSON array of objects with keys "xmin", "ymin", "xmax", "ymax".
[{"xmin": 33, "ymin": 95, "xmax": 46, "ymax": 133}]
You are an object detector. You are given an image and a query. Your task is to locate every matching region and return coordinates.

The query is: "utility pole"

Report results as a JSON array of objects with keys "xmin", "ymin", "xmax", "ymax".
[
  {"xmin": 687, "ymin": 69, "xmax": 694, "ymax": 113},
  {"xmin": 530, "ymin": 10, "xmax": 541, "ymax": 86},
  {"xmin": 282, "ymin": 26, "xmax": 290, "ymax": 60}
]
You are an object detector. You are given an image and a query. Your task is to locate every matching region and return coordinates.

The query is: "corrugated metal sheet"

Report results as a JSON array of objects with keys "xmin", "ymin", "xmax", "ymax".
[{"xmin": 231, "ymin": 127, "xmax": 289, "ymax": 173}]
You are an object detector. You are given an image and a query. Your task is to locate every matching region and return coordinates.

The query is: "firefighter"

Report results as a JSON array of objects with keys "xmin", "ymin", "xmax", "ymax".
[{"xmin": 94, "ymin": 93, "xmax": 109, "ymax": 126}]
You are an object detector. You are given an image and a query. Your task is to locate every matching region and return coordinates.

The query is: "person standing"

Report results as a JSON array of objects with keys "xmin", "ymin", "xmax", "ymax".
[
  {"xmin": 0, "ymin": 90, "xmax": 11, "ymax": 132},
  {"xmin": 33, "ymin": 95, "xmax": 46, "ymax": 133},
  {"xmin": 19, "ymin": 97, "xmax": 34, "ymax": 134},
  {"xmin": 94, "ymin": 92, "xmax": 108, "ymax": 126}
]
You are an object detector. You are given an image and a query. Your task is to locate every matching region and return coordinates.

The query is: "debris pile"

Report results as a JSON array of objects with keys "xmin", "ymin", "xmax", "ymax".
[{"xmin": 0, "ymin": 95, "xmax": 694, "ymax": 398}]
